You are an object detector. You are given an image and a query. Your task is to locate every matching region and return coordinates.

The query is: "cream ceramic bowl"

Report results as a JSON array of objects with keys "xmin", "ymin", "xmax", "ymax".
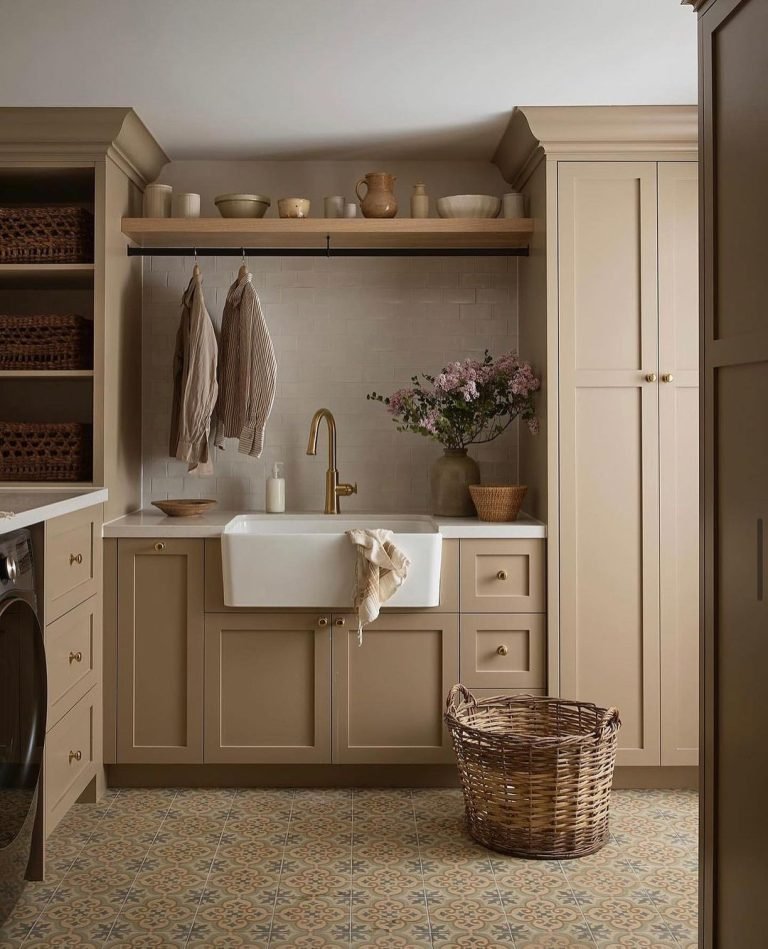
[
  {"xmin": 436, "ymin": 194, "xmax": 501, "ymax": 219},
  {"xmin": 278, "ymin": 197, "xmax": 311, "ymax": 219},
  {"xmin": 214, "ymin": 193, "xmax": 271, "ymax": 218}
]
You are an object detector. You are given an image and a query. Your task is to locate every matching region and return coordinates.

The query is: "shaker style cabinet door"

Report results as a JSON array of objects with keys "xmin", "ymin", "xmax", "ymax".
[
  {"xmin": 658, "ymin": 162, "xmax": 699, "ymax": 766},
  {"xmin": 204, "ymin": 613, "xmax": 331, "ymax": 763},
  {"xmin": 116, "ymin": 538, "xmax": 204, "ymax": 763},
  {"xmin": 332, "ymin": 613, "xmax": 459, "ymax": 764},
  {"xmin": 557, "ymin": 161, "xmax": 661, "ymax": 766}
]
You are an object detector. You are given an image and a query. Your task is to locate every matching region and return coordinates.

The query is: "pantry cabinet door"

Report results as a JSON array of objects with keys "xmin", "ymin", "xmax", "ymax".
[
  {"xmin": 658, "ymin": 161, "xmax": 699, "ymax": 766},
  {"xmin": 116, "ymin": 538, "xmax": 204, "ymax": 763},
  {"xmin": 558, "ymin": 161, "xmax": 661, "ymax": 766},
  {"xmin": 333, "ymin": 613, "xmax": 459, "ymax": 764},
  {"xmin": 204, "ymin": 613, "xmax": 331, "ymax": 763}
]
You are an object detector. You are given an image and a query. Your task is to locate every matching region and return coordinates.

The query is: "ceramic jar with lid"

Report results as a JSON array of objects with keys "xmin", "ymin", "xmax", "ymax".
[
  {"xmin": 143, "ymin": 183, "xmax": 172, "ymax": 218},
  {"xmin": 411, "ymin": 183, "xmax": 429, "ymax": 218}
]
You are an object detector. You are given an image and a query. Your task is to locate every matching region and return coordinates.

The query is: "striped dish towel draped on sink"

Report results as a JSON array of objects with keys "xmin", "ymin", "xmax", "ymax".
[{"xmin": 214, "ymin": 270, "xmax": 276, "ymax": 457}]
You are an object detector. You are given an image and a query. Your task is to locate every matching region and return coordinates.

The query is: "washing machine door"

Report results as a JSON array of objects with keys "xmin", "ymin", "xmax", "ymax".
[{"xmin": 0, "ymin": 596, "xmax": 46, "ymax": 924}]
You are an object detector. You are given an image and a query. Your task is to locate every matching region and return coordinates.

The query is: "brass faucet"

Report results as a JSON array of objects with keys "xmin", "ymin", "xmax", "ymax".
[{"xmin": 306, "ymin": 408, "xmax": 358, "ymax": 514}]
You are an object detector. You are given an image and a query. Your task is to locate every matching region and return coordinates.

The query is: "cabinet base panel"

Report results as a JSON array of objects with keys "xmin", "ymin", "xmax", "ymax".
[{"xmin": 107, "ymin": 764, "xmax": 698, "ymax": 791}]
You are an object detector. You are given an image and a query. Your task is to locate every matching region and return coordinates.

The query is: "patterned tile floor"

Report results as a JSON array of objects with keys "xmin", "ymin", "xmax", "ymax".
[{"xmin": 0, "ymin": 787, "xmax": 698, "ymax": 948}]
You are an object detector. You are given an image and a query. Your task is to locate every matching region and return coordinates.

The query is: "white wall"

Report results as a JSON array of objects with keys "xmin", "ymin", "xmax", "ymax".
[{"xmin": 142, "ymin": 160, "xmax": 520, "ymax": 513}]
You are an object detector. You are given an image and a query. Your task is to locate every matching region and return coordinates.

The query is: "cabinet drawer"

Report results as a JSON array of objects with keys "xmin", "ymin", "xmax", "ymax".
[
  {"xmin": 460, "ymin": 539, "xmax": 545, "ymax": 612},
  {"xmin": 460, "ymin": 613, "xmax": 546, "ymax": 689},
  {"xmin": 45, "ymin": 506, "xmax": 102, "ymax": 622},
  {"xmin": 46, "ymin": 594, "xmax": 101, "ymax": 729},
  {"xmin": 45, "ymin": 687, "xmax": 96, "ymax": 835}
]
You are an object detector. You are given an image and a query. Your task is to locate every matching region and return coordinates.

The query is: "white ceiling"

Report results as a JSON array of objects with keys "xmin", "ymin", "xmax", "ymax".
[{"xmin": 0, "ymin": 0, "xmax": 697, "ymax": 161}]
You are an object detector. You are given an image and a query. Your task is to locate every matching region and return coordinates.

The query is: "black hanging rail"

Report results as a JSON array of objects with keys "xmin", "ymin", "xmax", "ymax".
[{"xmin": 127, "ymin": 245, "xmax": 528, "ymax": 258}]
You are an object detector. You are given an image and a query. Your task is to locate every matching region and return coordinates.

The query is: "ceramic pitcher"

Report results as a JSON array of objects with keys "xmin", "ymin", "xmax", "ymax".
[{"xmin": 355, "ymin": 172, "xmax": 398, "ymax": 218}]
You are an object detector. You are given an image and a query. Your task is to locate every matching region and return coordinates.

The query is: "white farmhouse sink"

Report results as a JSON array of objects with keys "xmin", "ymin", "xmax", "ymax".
[{"xmin": 221, "ymin": 514, "xmax": 442, "ymax": 608}]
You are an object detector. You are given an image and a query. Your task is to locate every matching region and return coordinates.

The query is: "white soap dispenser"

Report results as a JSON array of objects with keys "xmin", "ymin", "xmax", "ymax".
[{"xmin": 266, "ymin": 462, "xmax": 285, "ymax": 513}]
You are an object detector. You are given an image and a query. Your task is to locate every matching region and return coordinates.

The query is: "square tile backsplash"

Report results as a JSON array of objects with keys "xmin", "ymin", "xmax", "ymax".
[{"xmin": 142, "ymin": 253, "xmax": 519, "ymax": 513}]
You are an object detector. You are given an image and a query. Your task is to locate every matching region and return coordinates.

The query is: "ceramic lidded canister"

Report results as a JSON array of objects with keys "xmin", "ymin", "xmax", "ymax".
[{"xmin": 355, "ymin": 172, "xmax": 398, "ymax": 218}]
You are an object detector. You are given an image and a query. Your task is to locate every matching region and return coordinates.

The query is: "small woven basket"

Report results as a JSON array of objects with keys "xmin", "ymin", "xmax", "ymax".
[
  {"xmin": 445, "ymin": 686, "xmax": 620, "ymax": 859},
  {"xmin": 469, "ymin": 484, "xmax": 527, "ymax": 521},
  {"xmin": 0, "ymin": 422, "xmax": 91, "ymax": 482},
  {"xmin": 0, "ymin": 206, "xmax": 93, "ymax": 263},
  {"xmin": 0, "ymin": 315, "xmax": 93, "ymax": 370}
]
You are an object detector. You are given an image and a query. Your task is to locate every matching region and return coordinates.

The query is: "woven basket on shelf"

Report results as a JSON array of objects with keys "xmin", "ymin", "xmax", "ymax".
[
  {"xmin": 445, "ymin": 686, "xmax": 620, "ymax": 859},
  {"xmin": 469, "ymin": 484, "xmax": 527, "ymax": 522},
  {"xmin": 0, "ymin": 315, "xmax": 93, "ymax": 370},
  {"xmin": 0, "ymin": 422, "xmax": 91, "ymax": 482},
  {"xmin": 0, "ymin": 206, "xmax": 93, "ymax": 263}
]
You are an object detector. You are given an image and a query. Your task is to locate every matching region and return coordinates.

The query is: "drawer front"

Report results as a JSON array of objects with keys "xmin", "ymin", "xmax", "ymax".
[
  {"xmin": 460, "ymin": 539, "xmax": 545, "ymax": 612},
  {"xmin": 460, "ymin": 613, "xmax": 546, "ymax": 689},
  {"xmin": 46, "ymin": 594, "xmax": 101, "ymax": 729},
  {"xmin": 46, "ymin": 506, "xmax": 102, "ymax": 622},
  {"xmin": 45, "ymin": 688, "xmax": 96, "ymax": 835}
]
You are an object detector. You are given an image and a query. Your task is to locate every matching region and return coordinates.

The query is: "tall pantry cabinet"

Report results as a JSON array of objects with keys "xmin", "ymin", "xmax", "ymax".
[{"xmin": 494, "ymin": 107, "xmax": 698, "ymax": 770}]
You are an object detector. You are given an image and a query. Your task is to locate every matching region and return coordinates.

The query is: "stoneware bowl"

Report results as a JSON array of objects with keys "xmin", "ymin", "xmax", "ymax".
[
  {"xmin": 152, "ymin": 499, "xmax": 217, "ymax": 517},
  {"xmin": 436, "ymin": 194, "xmax": 501, "ymax": 219},
  {"xmin": 278, "ymin": 197, "xmax": 311, "ymax": 218},
  {"xmin": 214, "ymin": 193, "xmax": 271, "ymax": 218}
]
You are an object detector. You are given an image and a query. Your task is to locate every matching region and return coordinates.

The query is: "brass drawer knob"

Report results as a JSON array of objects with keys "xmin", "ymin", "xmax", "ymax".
[
  {"xmin": 68, "ymin": 750, "xmax": 82, "ymax": 764},
  {"xmin": 154, "ymin": 542, "xmax": 166, "ymax": 552},
  {"xmin": 335, "ymin": 617, "xmax": 346, "ymax": 627},
  {"xmin": 662, "ymin": 373, "xmax": 674, "ymax": 383},
  {"xmin": 69, "ymin": 650, "xmax": 83, "ymax": 664},
  {"xmin": 645, "ymin": 372, "xmax": 657, "ymax": 383},
  {"xmin": 496, "ymin": 569, "xmax": 508, "ymax": 581},
  {"xmin": 318, "ymin": 617, "xmax": 329, "ymax": 627},
  {"xmin": 497, "ymin": 644, "xmax": 509, "ymax": 656},
  {"xmin": 69, "ymin": 553, "xmax": 83, "ymax": 566}
]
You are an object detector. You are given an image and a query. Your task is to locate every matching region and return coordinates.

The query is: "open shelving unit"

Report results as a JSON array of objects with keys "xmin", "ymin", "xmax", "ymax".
[{"xmin": 121, "ymin": 216, "xmax": 533, "ymax": 255}]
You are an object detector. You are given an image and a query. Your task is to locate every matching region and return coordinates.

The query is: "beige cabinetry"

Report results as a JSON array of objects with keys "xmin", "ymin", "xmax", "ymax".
[
  {"xmin": 333, "ymin": 613, "xmax": 459, "ymax": 764},
  {"xmin": 204, "ymin": 613, "xmax": 331, "ymax": 763},
  {"xmin": 116, "ymin": 538, "xmax": 204, "ymax": 763},
  {"xmin": 496, "ymin": 108, "xmax": 698, "ymax": 771},
  {"xmin": 460, "ymin": 539, "xmax": 545, "ymax": 613},
  {"xmin": 42, "ymin": 504, "xmax": 104, "ymax": 839}
]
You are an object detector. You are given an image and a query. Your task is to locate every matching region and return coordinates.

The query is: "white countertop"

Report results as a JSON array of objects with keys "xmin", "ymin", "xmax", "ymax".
[
  {"xmin": 103, "ymin": 508, "xmax": 546, "ymax": 539},
  {"xmin": 0, "ymin": 487, "xmax": 108, "ymax": 534}
]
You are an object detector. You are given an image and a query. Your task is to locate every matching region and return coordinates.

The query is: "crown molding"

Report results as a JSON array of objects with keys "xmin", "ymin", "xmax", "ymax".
[
  {"xmin": 493, "ymin": 105, "xmax": 698, "ymax": 188},
  {"xmin": 0, "ymin": 107, "xmax": 168, "ymax": 186}
]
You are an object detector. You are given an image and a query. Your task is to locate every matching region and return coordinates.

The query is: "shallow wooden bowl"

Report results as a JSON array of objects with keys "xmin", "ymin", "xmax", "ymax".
[{"xmin": 152, "ymin": 499, "xmax": 217, "ymax": 517}]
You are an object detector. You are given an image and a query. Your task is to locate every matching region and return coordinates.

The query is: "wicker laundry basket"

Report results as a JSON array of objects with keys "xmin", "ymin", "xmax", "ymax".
[
  {"xmin": 0, "ymin": 421, "xmax": 91, "ymax": 482},
  {"xmin": 445, "ymin": 685, "xmax": 620, "ymax": 859},
  {"xmin": 0, "ymin": 314, "xmax": 93, "ymax": 370},
  {"xmin": 0, "ymin": 206, "xmax": 93, "ymax": 263}
]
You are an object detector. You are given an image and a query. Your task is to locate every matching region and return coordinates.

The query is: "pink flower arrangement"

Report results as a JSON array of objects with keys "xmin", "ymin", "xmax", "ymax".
[{"xmin": 368, "ymin": 351, "xmax": 540, "ymax": 449}]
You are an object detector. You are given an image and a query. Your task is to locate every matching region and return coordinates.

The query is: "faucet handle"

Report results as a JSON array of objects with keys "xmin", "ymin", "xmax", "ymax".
[{"xmin": 336, "ymin": 482, "xmax": 357, "ymax": 498}]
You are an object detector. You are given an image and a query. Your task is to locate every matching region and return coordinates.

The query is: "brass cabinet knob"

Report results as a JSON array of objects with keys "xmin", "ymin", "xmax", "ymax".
[
  {"xmin": 68, "ymin": 750, "xmax": 82, "ymax": 764},
  {"xmin": 318, "ymin": 617, "xmax": 329, "ymax": 627},
  {"xmin": 335, "ymin": 617, "xmax": 346, "ymax": 627},
  {"xmin": 496, "ymin": 569, "xmax": 508, "ymax": 581},
  {"xmin": 645, "ymin": 372, "xmax": 657, "ymax": 383},
  {"xmin": 69, "ymin": 553, "xmax": 83, "ymax": 565},
  {"xmin": 662, "ymin": 373, "xmax": 674, "ymax": 383},
  {"xmin": 497, "ymin": 644, "xmax": 509, "ymax": 656},
  {"xmin": 154, "ymin": 542, "xmax": 166, "ymax": 552},
  {"xmin": 69, "ymin": 650, "xmax": 83, "ymax": 664}
]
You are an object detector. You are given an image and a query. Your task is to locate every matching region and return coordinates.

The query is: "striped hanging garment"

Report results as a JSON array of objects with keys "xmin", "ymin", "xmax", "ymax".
[{"xmin": 214, "ymin": 271, "xmax": 277, "ymax": 457}]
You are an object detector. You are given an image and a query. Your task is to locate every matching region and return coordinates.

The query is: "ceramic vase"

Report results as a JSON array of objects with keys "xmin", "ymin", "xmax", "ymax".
[{"xmin": 430, "ymin": 448, "xmax": 480, "ymax": 517}]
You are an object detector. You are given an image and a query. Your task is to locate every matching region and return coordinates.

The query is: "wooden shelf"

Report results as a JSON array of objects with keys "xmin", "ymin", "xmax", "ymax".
[
  {"xmin": 0, "ymin": 263, "xmax": 95, "ymax": 289},
  {"xmin": 122, "ymin": 217, "xmax": 533, "ymax": 251},
  {"xmin": 0, "ymin": 370, "xmax": 94, "ymax": 378}
]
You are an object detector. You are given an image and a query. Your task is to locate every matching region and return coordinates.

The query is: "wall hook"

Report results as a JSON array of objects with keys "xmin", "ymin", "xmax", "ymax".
[{"xmin": 326, "ymin": 234, "xmax": 331, "ymax": 259}]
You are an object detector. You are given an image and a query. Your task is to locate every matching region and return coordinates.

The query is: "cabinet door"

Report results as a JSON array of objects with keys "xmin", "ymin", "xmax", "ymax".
[
  {"xmin": 558, "ymin": 161, "xmax": 661, "ymax": 766},
  {"xmin": 204, "ymin": 613, "xmax": 331, "ymax": 763},
  {"xmin": 333, "ymin": 613, "xmax": 458, "ymax": 764},
  {"xmin": 658, "ymin": 162, "xmax": 699, "ymax": 766},
  {"xmin": 116, "ymin": 538, "xmax": 204, "ymax": 763}
]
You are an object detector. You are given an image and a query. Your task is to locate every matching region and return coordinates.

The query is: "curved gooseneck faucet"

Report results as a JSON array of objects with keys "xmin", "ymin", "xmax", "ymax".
[{"xmin": 306, "ymin": 408, "xmax": 357, "ymax": 514}]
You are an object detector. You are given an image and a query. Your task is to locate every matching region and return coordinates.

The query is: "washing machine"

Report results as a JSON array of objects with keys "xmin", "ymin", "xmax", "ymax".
[{"xmin": 0, "ymin": 529, "xmax": 46, "ymax": 926}]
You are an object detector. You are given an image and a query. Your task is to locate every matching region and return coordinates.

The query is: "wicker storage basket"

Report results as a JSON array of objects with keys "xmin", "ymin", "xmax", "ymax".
[
  {"xmin": 0, "ymin": 422, "xmax": 91, "ymax": 482},
  {"xmin": 0, "ymin": 206, "xmax": 93, "ymax": 263},
  {"xmin": 469, "ymin": 484, "xmax": 528, "ymax": 522},
  {"xmin": 445, "ymin": 686, "xmax": 620, "ymax": 859},
  {"xmin": 0, "ymin": 315, "xmax": 93, "ymax": 370}
]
